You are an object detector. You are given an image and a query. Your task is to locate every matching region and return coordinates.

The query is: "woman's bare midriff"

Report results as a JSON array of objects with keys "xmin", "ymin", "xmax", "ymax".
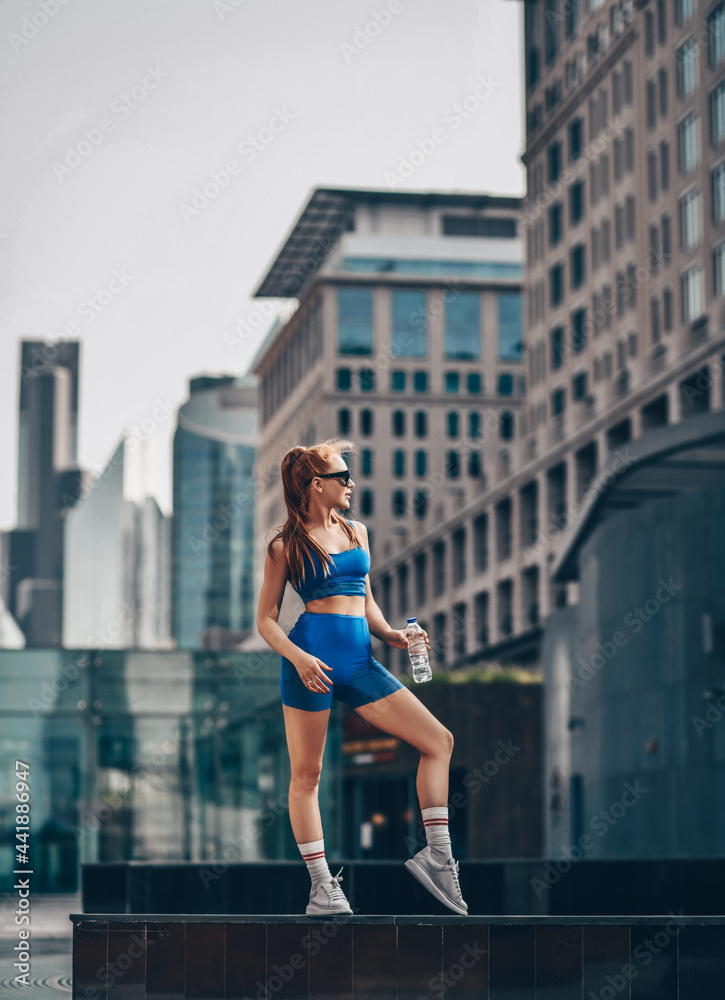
[{"xmin": 305, "ymin": 595, "xmax": 366, "ymax": 615}]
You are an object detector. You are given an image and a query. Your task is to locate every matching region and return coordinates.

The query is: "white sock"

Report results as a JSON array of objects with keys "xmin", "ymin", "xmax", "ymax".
[
  {"xmin": 298, "ymin": 838, "xmax": 331, "ymax": 888},
  {"xmin": 421, "ymin": 806, "xmax": 451, "ymax": 859}
]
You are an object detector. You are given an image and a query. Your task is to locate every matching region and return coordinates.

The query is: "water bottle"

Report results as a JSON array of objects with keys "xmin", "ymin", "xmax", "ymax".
[{"xmin": 405, "ymin": 617, "xmax": 432, "ymax": 683}]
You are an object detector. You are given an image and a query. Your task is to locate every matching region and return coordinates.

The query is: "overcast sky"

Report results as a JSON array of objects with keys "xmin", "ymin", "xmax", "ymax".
[{"xmin": 0, "ymin": 0, "xmax": 525, "ymax": 527}]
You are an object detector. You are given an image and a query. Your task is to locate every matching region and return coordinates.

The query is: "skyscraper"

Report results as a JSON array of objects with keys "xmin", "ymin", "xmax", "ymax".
[
  {"xmin": 172, "ymin": 374, "xmax": 258, "ymax": 650},
  {"xmin": 1, "ymin": 340, "xmax": 83, "ymax": 646}
]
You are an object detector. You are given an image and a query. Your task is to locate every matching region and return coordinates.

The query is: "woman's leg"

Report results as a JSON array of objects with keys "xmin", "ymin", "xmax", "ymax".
[
  {"xmin": 282, "ymin": 704, "xmax": 330, "ymax": 843},
  {"xmin": 353, "ymin": 687, "xmax": 454, "ymax": 808}
]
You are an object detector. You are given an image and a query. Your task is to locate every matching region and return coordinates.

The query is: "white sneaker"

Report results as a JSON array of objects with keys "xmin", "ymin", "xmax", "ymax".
[
  {"xmin": 305, "ymin": 867, "xmax": 353, "ymax": 915},
  {"xmin": 405, "ymin": 846, "xmax": 468, "ymax": 915}
]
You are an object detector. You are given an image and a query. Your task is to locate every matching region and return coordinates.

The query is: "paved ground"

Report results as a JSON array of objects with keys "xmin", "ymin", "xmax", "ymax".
[{"xmin": 0, "ymin": 894, "xmax": 77, "ymax": 997}]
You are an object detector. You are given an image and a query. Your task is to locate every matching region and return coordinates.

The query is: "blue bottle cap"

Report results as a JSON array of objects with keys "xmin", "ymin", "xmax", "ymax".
[{"xmin": 406, "ymin": 617, "xmax": 416, "ymax": 623}]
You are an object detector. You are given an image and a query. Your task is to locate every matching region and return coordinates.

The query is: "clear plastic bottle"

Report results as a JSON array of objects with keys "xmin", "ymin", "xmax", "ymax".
[{"xmin": 405, "ymin": 617, "xmax": 432, "ymax": 683}]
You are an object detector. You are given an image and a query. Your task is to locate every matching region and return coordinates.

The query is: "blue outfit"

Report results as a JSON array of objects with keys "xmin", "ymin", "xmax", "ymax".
[{"xmin": 281, "ymin": 525, "xmax": 404, "ymax": 712}]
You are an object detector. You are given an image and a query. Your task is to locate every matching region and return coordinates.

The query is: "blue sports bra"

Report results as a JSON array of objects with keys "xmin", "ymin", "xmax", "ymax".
[{"xmin": 292, "ymin": 526, "xmax": 369, "ymax": 603}]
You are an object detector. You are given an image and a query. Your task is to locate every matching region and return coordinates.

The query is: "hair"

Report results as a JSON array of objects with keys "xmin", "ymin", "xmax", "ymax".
[{"xmin": 266, "ymin": 437, "xmax": 363, "ymax": 590}]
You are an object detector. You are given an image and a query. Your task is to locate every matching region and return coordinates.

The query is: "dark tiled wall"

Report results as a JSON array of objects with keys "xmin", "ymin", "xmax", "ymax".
[{"xmin": 72, "ymin": 918, "xmax": 725, "ymax": 999}]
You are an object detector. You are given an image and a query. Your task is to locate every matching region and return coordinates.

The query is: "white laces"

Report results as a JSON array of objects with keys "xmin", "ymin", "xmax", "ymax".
[
  {"xmin": 448, "ymin": 858, "xmax": 463, "ymax": 900},
  {"xmin": 323, "ymin": 867, "xmax": 348, "ymax": 903}
]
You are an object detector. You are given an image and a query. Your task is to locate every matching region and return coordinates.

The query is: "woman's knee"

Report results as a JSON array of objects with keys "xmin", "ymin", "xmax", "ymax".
[
  {"xmin": 290, "ymin": 766, "xmax": 322, "ymax": 794},
  {"xmin": 422, "ymin": 724, "xmax": 454, "ymax": 760}
]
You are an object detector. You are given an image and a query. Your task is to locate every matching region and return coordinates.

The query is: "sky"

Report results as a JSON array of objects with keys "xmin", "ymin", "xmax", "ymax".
[{"xmin": 0, "ymin": 0, "xmax": 525, "ymax": 527}]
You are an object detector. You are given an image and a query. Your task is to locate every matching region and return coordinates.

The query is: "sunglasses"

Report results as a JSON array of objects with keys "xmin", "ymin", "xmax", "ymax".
[{"xmin": 312, "ymin": 469, "xmax": 351, "ymax": 486}]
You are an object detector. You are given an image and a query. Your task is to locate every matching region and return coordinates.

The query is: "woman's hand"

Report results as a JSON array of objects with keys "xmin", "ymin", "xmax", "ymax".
[
  {"xmin": 293, "ymin": 651, "xmax": 333, "ymax": 693},
  {"xmin": 385, "ymin": 627, "xmax": 431, "ymax": 651}
]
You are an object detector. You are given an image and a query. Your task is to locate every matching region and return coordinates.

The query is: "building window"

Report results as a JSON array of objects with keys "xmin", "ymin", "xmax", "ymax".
[
  {"xmin": 361, "ymin": 448, "xmax": 373, "ymax": 476},
  {"xmin": 646, "ymin": 78, "xmax": 656, "ymax": 128},
  {"xmin": 709, "ymin": 3, "xmax": 725, "ymax": 68},
  {"xmin": 552, "ymin": 386, "xmax": 566, "ymax": 416},
  {"xmin": 549, "ymin": 201, "xmax": 563, "ymax": 245},
  {"xmin": 662, "ymin": 213, "xmax": 672, "ymax": 261},
  {"xmin": 360, "ymin": 489, "xmax": 374, "ymax": 516},
  {"xmin": 338, "ymin": 408, "xmax": 351, "ymax": 434},
  {"xmin": 550, "ymin": 262, "xmax": 564, "ymax": 306},
  {"xmin": 414, "ymin": 411, "xmax": 427, "ymax": 437},
  {"xmin": 452, "ymin": 528, "xmax": 466, "ymax": 585},
  {"xmin": 648, "ymin": 151, "xmax": 658, "ymax": 201},
  {"xmin": 569, "ymin": 116, "xmax": 583, "ymax": 161},
  {"xmin": 469, "ymin": 450, "xmax": 482, "ymax": 477},
  {"xmin": 415, "ymin": 450, "xmax": 427, "ymax": 476},
  {"xmin": 414, "ymin": 552, "xmax": 427, "ymax": 605},
  {"xmin": 676, "ymin": 37, "xmax": 697, "ymax": 98},
  {"xmin": 713, "ymin": 161, "xmax": 725, "ymax": 222},
  {"xmin": 572, "ymin": 371, "xmax": 587, "ymax": 400},
  {"xmin": 392, "ymin": 288, "xmax": 427, "ymax": 357},
  {"xmin": 473, "ymin": 513, "xmax": 488, "ymax": 572},
  {"xmin": 663, "ymin": 287, "xmax": 673, "ymax": 329},
  {"xmin": 360, "ymin": 408, "xmax": 373, "ymax": 436},
  {"xmin": 570, "ymin": 244, "xmax": 586, "ymax": 289},
  {"xmin": 649, "ymin": 225, "xmax": 660, "ymax": 271},
  {"xmin": 433, "ymin": 541, "xmax": 446, "ymax": 596},
  {"xmin": 338, "ymin": 287, "xmax": 373, "ymax": 354},
  {"xmin": 495, "ymin": 498, "xmax": 513, "ymax": 562},
  {"xmin": 660, "ymin": 140, "xmax": 670, "ymax": 191},
  {"xmin": 572, "ymin": 307, "xmax": 587, "ymax": 352},
  {"xmin": 392, "ymin": 409, "xmax": 406, "ymax": 436},
  {"xmin": 498, "ymin": 373, "xmax": 513, "ymax": 395},
  {"xmin": 445, "ymin": 371, "xmax": 460, "ymax": 393},
  {"xmin": 392, "ymin": 489, "xmax": 406, "ymax": 518},
  {"xmin": 681, "ymin": 264, "xmax": 703, "ymax": 321},
  {"xmin": 675, "ymin": 0, "xmax": 693, "ymax": 25},
  {"xmin": 659, "ymin": 66, "xmax": 668, "ymax": 117},
  {"xmin": 446, "ymin": 451, "xmax": 460, "ymax": 478},
  {"xmin": 569, "ymin": 180, "xmax": 584, "ymax": 224},
  {"xmin": 548, "ymin": 139, "xmax": 562, "ymax": 183},
  {"xmin": 447, "ymin": 412, "xmax": 459, "ymax": 438},
  {"xmin": 391, "ymin": 370, "xmax": 406, "ymax": 391},
  {"xmin": 337, "ymin": 368, "xmax": 352, "ymax": 390},
  {"xmin": 498, "ymin": 291, "xmax": 523, "ymax": 361},
  {"xmin": 360, "ymin": 368, "xmax": 375, "ymax": 391},
  {"xmin": 651, "ymin": 295, "xmax": 661, "ymax": 341},
  {"xmin": 679, "ymin": 188, "xmax": 701, "ymax": 249},
  {"xmin": 657, "ymin": 0, "xmax": 667, "ymax": 43},
  {"xmin": 467, "ymin": 372, "xmax": 482, "ymax": 394},
  {"xmin": 714, "ymin": 242, "xmax": 725, "ymax": 295},
  {"xmin": 413, "ymin": 489, "xmax": 428, "ymax": 519},
  {"xmin": 711, "ymin": 80, "xmax": 725, "ymax": 144},
  {"xmin": 678, "ymin": 113, "xmax": 699, "ymax": 173},
  {"xmin": 470, "ymin": 412, "xmax": 481, "ymax": 438},
  {"xmin": 500, "ymin": 411, "xmax": 514, "ymax": 440},
  {"xmin": 550, "ymin": 325, "xmax": 565, "ymax": 370},
  {"xmin": 413, "ymin": 371, "xmax": 428, "ymax": 392},
  {"xmin": 445, "ymin": 292, "xmax": 480, "ymax": 359},
  {"xmin": 393, "ymin": 450, "xmax": 405, "ymax": 476}
]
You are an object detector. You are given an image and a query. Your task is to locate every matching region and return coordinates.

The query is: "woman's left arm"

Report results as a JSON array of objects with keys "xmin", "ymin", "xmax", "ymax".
[{"xmin": 353, "ymin": 521, "xmax": 430, "ymax": 651}]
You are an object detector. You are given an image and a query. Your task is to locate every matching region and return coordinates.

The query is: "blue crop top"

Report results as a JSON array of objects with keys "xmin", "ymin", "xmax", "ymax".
[{"xmin": 292, "ymin": 527, "xmax": 370, "ymax": 603}]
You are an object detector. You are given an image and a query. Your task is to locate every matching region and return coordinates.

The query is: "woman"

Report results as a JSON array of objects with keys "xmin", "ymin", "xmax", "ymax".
[{"xmin": 256, "ymin": 438, "xmax": 467, "ymax": 916}]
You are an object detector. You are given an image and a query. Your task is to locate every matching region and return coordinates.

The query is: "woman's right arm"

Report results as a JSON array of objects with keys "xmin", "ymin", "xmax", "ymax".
[{"xmin": 256, "ymin": 538, "xmax": 302, "ymax": 660}]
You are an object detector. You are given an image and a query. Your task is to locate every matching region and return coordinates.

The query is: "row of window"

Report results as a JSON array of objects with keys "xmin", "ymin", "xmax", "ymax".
[
  {"xmin": 261, "ymin": 298, "xmax": 323, "ymax": 424},
  {"xmin": 337, "ymin": 408, "xmax": 516, "ymax": 441},
  {"xmin": 336, "ymin": 367, "xmax": 522, "ymax": 397},
  {"xmin": 337, "ymin": 287, "xmax": 523, "ymax": 362}
]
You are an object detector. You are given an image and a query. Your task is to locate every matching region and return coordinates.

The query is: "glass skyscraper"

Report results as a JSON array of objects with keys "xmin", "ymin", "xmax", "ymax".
[{"xmin": 173, "ymin": 375, "xmax": 258, "ymax": 649}]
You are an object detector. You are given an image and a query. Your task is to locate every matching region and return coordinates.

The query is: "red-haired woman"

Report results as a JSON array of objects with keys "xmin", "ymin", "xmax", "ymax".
[{"xmin": 257, "ymin": 438, "xmax": 467, "ymax": 916}]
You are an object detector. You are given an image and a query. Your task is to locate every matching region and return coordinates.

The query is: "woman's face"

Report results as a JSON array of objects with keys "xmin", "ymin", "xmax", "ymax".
[{"xmin": 315, "ymin": 458, "xmax": 354, "ymax": 509}]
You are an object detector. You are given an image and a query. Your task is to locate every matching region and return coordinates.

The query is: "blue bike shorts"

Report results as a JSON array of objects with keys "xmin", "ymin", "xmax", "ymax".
[{"xmin": 281, "ymin": 611, "xmax": 404, "ymax": 712}]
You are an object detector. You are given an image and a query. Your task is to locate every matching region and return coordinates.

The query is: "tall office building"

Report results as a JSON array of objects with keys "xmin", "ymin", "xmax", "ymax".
[
  {"xmin": 1, "ymin": 340, "xmax": 83, "ymax": 646},
  {"xmin": 172, "ymin": 374, "xmax": 258, "ymax": 650},
  {"xmin": 63, "ymin": 437, "xmax": 173, "ymax": 649},
  {"xmin": 250, "ymin": 187, "xmax": 525, "ymax": 638}
]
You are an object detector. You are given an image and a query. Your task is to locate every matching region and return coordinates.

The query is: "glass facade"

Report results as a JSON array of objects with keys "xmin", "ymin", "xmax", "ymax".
[
  {"xmin": 337, "ymin": 288, "xmax": 373, "ymax": 354},
  {"xmin": 0, "ymin": 648, "xmax": 342, "ymax": 891},
  {"xmin": 445, "ymin": 292, "xmax": 481, "ymax": 359},
  {"xmin": 343, "ymin": 258, "xmax": 523, "ymax": 278},
  {"xmin": 498, "ymin": 292, "xmax": 524, "ymax": 361},
  {"xmin": 391, "ymin": 289, "xmax": 427, "ymax": 357}
]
